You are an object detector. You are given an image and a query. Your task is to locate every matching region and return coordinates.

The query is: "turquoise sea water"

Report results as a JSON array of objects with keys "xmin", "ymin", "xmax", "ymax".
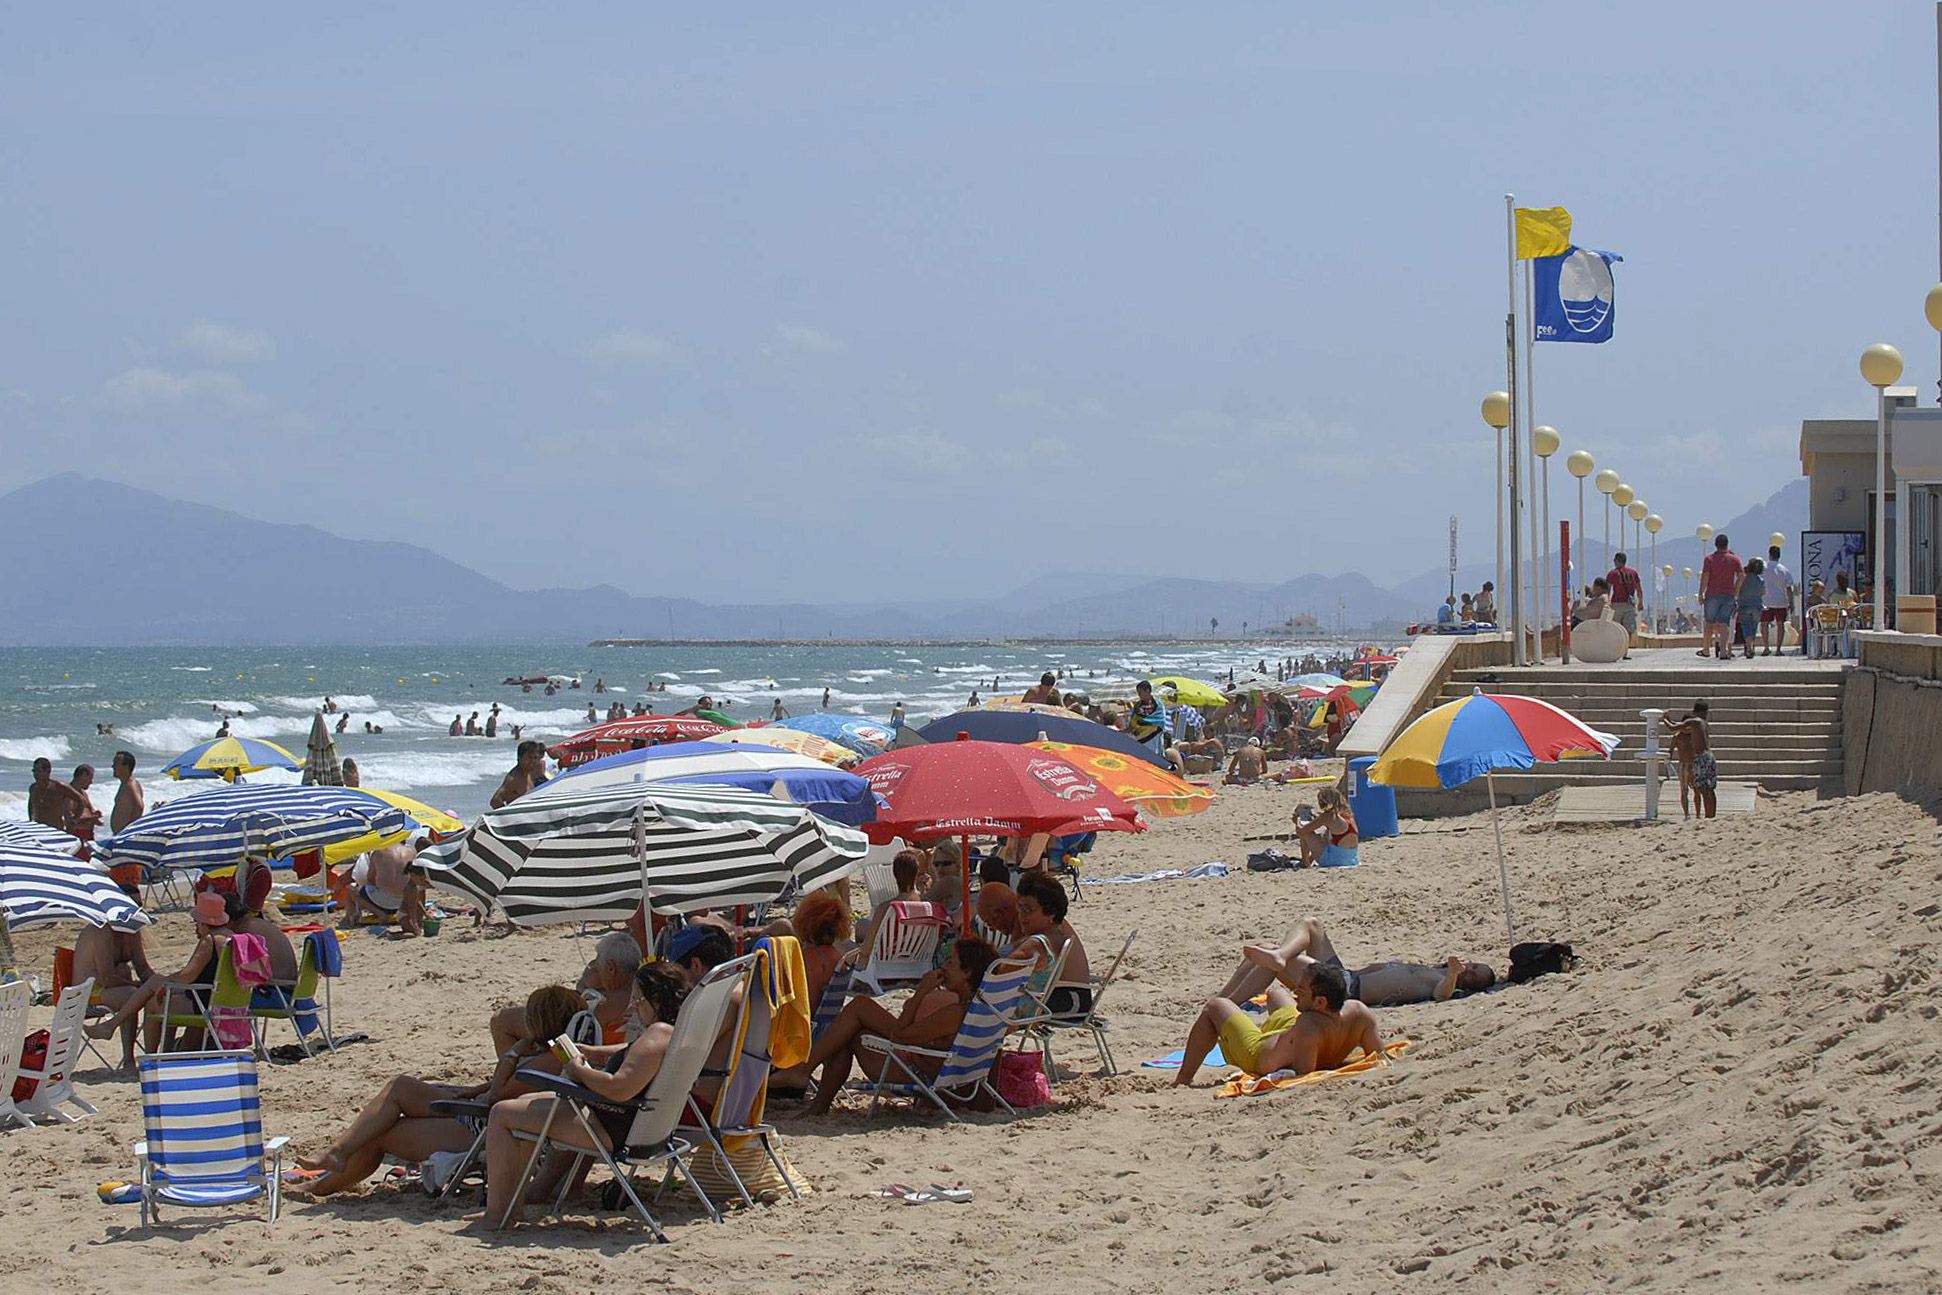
[{"xmin": 0, "ymin": 640, "xmax": 1366, "ymax": 823}]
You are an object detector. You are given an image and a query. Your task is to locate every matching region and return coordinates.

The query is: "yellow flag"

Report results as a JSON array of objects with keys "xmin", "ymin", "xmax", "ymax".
[{"xmin": 1515, "ymin": 207, "xmax": 1572, "ymax": 259}]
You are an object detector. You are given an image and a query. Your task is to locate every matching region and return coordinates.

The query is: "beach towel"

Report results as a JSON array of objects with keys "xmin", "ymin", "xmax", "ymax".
[
  {"xmin": 1212, "ymin": 1039, "xmax": 1409, "ymax": 1098},
  {"xmin": 228, "ymin": 933, "xmax": 273, "ymax": 987},
  {"xmin": 1142, "ymin": 1045, "xmax": 1227, "ymax": 1069},
  {"xmin": 1084, "ymin": 862, "xmax": 1228, "ymax": 886},
  {"xmin": 753, "ymin": 935, "xmax": 812, "ymax": 1069},
  {"xmin": 305, "ymin": 928, "xmax": 343, "ymax": 977}
]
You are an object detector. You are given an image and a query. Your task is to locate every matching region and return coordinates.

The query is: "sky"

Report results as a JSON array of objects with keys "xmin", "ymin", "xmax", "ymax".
[{"xmin": 1, "ymin": 3, "xmax": 1938, "ymax": 603}]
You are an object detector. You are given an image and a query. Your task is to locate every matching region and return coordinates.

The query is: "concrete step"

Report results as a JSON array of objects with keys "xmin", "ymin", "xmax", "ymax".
[
  {"xmin": 1470, "ymin": 770, "xmax": 1834, "ymax": 793},
  {"xmin": 1447, "ymin": 670, "xmax": 1847, "ymax": 689},
  {"xmin": 1434, "ymin": 693, "xmax": 1842, "ymax": 714}
]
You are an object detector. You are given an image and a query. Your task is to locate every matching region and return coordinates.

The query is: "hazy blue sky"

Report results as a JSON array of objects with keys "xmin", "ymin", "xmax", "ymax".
[{"xmin": 2, "ymin": 4, "xmax": 1937, "ymax": 601}]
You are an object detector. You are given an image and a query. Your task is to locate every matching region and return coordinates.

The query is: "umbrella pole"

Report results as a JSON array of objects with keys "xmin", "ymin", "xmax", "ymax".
[
  {"xmin": 959, "ymin": 833, "xmax": 971, "ymax": 936},
  {"xmin": 1487, "ymin": 772, "xmax": 1516, "ymax": 944},
  {"xmin": 634, "ymin": 806, "xmax": 655, "ymax": 939}
]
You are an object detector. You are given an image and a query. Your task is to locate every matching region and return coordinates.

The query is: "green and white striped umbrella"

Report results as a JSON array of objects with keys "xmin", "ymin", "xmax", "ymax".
[{"xmin": 415, "ymin": 780, "xmax": 868, "ymax": 927}]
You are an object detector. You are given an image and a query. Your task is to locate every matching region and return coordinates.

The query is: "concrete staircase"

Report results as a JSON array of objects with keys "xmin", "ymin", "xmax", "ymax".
[{"xmin": 1425, "ymin": 664, "xmax": 1847, "ymax": 802}]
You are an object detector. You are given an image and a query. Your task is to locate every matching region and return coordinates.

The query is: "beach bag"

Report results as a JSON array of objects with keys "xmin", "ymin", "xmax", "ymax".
[
  {"xmin": 11, "ymin": 1029, "xmax": 49, "ymax": 1102},
  {"xmin": 994, "ymin": 1050, "xmax": 1050, "ymax": 1109},
  {"xmin": 1509, "ymin": 941, "xmax": 1575, "ymax": 984},
  {"xmin": 1246, "ymin": 848, "xmax": 1296, "ymax": 873}
]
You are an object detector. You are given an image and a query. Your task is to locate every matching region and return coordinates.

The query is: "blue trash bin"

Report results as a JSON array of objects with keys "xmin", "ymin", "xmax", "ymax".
[{"xmin": 1347, "ymin": 755, "xmax": 1398, "ymax": 839}]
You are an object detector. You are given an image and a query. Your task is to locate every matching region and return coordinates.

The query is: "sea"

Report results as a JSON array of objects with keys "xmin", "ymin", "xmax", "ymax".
[{"xmin": 0, "ymin": 640, "xmax": 1373, "ymax": 824}]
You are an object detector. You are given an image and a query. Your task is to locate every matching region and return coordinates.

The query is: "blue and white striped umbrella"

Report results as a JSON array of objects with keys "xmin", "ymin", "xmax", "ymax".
[
  {"xmin": 0, "ymin": 843, "xmax": 152, "ymax": 930},
  {"xmin": 0, "ymin": 819, "xmax": 84, "ymax": 855},
  {"xmin": 93, "ymin": 784, "xmax": 414, "ymax": 872}
]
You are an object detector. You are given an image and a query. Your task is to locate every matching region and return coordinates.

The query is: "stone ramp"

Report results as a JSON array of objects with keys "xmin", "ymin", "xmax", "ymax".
[{"xmin": 1550, "ymin": 780, "xmax": 1760, "ymax": 823}]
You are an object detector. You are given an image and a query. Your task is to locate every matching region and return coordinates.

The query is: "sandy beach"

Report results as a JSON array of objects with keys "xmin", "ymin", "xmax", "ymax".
[{"xmin": 5, "ymin": 781, "xmax": 1939, "ymax": 1294}]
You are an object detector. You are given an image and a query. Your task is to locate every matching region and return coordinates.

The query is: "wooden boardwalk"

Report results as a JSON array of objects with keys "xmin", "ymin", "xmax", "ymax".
[{"xmin": 1551, "ymin": 780, "xmax": 1760, "ymax": 823}]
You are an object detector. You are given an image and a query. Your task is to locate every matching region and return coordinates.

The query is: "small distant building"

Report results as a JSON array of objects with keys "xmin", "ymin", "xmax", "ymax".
[{"xmin": 1800, "ymin": 388, "xmax": 1942, "ymax": 614}]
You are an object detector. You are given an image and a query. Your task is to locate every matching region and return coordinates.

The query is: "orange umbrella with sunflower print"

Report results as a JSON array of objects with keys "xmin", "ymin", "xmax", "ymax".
[{"xmin": 1023, "ymin": 740, "xmax": 1216, "ymax": 819}]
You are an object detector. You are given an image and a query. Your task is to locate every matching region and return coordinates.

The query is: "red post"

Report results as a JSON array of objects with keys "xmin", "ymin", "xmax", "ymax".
[
  {"xmin": 957, "ymin": 731, "xmax": 972, "ymax": 934},
  {"xmin": 1559, "ymin": 520, "xmax": 1572, "ymax": 662}
]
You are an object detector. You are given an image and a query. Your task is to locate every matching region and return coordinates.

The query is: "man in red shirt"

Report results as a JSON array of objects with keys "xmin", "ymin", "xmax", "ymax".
[
  {"xmin": 1605, "ymin": 551, "xmax": 1643, "ymax": 637},
  {"xmin": 1698, "ymin": 534, "xmax": 1744, "ymax": 661}
]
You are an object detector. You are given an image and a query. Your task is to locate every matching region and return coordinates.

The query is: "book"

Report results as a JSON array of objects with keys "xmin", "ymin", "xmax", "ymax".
[{"xmin": 549, "ymin": 1034, "xmax": 586, "ymax": 1068}]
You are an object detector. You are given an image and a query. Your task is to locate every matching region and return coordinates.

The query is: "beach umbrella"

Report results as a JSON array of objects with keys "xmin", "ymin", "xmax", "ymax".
[
  {"xmin": 1148, "ymin": 676, "xmax": 1228, "ymax": 708},
  {"xmin": 915, "ymin": 709, "xmax": 1170, "ymax": 770},
  {"xmin": 1368, "ymin": 690, "xmax": 1618, "ymax": 941},
  {"xmin": 547, "ymin": 716, "xmax": 730, "ymax": 768},
  {"xmin": 700, "ymin": 728, "xmax": 857, "ymax": 767},
  {"xmin": 0, "ymin": 819, "xmax": 85, "ymax": 855},
  {"xmin": 694, "ymin": 707, "xmax": 739, "ymax": 728},
  {"xmin": 1287, "ymin": 673, "xmax": 1354, "ymax": 690},
  {"xmin": 301, "ymin": 712, "xmax": 344, "ymax": 786},
  {"xmin": 0, "ymin": 841, "xmax": 152, "ymax": 931},
  {"xmin": 321, "ymin": 788, "xmax": 467, "ymax": 866},
  {"xmin": 161, "ymin": 735, "xmax": 302, "ymax": 781},
  {"xmin": 415, "ymin": 782, "xmax": 869, "ymax": 927},
  {"xmin": 978, "ymin": 700, "xmax": 1077, "ymax": 716},
  {"xmin": 94, "ymin": 784, "xmax": 415, "ymax": 873},
  {"xmin": 853, "ymin": 739, "xmax": 1144, "ymax": 929},
  {"xmin": 1023, "ymin": 741, "xmax": 1216, "ymax": 819},
  {"xmin": 549, "ymin": 741, "xmax": 879, "ymax": 827},
  {"xmin": 769, "ymin": 713, "xmax": 897, "ymax": 759}
]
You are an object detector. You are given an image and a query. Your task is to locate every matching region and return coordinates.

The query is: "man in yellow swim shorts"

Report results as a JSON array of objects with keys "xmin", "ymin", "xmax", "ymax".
[{"xmin": 1173, "ymin": 962, "xmax": 1381, "ymax": 1086}]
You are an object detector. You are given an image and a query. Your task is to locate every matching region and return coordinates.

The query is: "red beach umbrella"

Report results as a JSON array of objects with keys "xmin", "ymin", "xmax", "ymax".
[
  {"xmin": 548, "ymin": 716, "xmax": 729, "ymax": 768},
  {"xmin": 852, "ymin": 736, "xmax": 1145, "ymax": 931}
]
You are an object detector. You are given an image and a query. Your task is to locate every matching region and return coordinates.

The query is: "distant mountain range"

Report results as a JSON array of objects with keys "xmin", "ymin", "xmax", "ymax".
[{"xmin": 0, "ymin": 473, "xmax": 1806, "ymax": 644}]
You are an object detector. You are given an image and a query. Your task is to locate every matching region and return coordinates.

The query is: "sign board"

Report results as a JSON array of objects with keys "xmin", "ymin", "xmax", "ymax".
[{"xmin": 1801, "ymin": 531, "xmax": 1866, "ymax": 593}]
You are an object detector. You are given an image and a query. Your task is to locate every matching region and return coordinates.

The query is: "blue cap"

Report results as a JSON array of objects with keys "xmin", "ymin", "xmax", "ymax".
[{"xmin": 663, "ymin": 924, "xmax": 714, "ymax": 964}]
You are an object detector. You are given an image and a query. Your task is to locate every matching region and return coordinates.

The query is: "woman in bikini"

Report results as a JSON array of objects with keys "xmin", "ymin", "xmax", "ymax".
[
  {"xmin": 290, "ymin": 985, "xmax": 585, "ymax": 1198},
  {"xmin": 1294, "ymin": 787, "xmax": 1358, "ymax": 867}
]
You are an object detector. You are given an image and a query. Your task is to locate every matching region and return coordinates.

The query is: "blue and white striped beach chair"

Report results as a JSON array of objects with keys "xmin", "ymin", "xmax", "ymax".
[
  {"xmin": 857, "ymin": 955, "xmax": 1035, "ymax": 1121},
  {"xmin": 809, "ymin": 963, "xmax": 853, "ymax": 1046},
  {"xmin": 132, "ymin": 1051, "xmax": 288, "ymax": 1228}
]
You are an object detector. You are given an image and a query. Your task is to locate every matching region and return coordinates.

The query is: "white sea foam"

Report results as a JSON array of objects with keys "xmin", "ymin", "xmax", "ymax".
[
  {"xmin": 690, "ymin": 669, "xmax": 722, "ymax": 676},
  {"xmin": 656, "ymin": 673, "xmax": 682, "ymax": 680},
  {"xmin": 353, "ymin": 748, "xmax": 513, "ymax": 790},
  {"xmin": 0, "ymin": 735, "xmax": 72, "ymax": 762},
  {"xmin": 170, "ymin": 666, "xmax": 213, "ymax": 673},
  {"xmin": 191, "ymin": 699, "xmax": 261, "ymax": 714},
  {"xmin": 269, "ymin": 693, "xmax": 381, "ymax": 712},
  {"xmin": 117, "ymin": 712, "xmax": 314, "ymax": 753}
]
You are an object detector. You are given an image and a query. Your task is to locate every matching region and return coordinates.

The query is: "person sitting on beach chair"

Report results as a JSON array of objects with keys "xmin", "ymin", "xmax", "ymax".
[
  {"xmin": 289, "ymin": 985, "xmax": 585, "ymax": 1199},
  {"xmin": 72, "ymin": 882, "xmax": 157, "ymax": 1070},
  {"xmin": 1173, "ymin": 961, "xmax": 1380, "ymax": 1086},
  {"xmin": 975, "ymin": 855, "xmax": 1019, "ymax": 945},
  {"xmin": 1293, "ymin": 788, "xmax": 1358, "ymax": 867},
  {"xmin": 1174, "ymin": 733, "xmax": 1224, "ymax": 775},
  {"xmin": 491, "ymin": 931, "xmax": 641, "ymax": 1056},
  {"xmin": 1010, "ymin": 871, "xmax": 1090, "ymax": 1017},
  {"xmin": 1214, "ymin": 916, "xmax": 1495, "ymax": 1007},
  {"xmin": 1224, "ymin": 738, "xmax": 1267, "ymax": 785}
]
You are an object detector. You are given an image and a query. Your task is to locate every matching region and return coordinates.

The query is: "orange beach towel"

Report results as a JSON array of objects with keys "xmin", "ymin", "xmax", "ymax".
[{"xmin": 1214, "ymin": 1039, "xmax": 1410, "ymax": 1098}]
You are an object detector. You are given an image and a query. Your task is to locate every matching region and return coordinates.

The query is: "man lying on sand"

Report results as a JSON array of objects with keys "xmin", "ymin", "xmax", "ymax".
[
  {"xmin": 1174, "ymin": 960, "xmax": 1379, "ymax": 1085},
  {"xmin": 1216, "ymin": 916, "xmax": 1496, "ymax": 1007}
]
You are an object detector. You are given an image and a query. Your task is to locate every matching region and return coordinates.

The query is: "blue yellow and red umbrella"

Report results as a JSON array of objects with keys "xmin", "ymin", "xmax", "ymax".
[
  {"xmin": 161, "ymin": 736, "xmax": 302, "ymax": 781},
  {"xmin": 1369, "ymin": 690, "xmax": 1617, "ymax": 940}
]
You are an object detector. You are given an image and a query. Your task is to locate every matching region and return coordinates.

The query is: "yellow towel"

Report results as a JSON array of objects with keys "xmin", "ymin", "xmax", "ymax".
[
  {"xmin": 1213, "ymin": 1039, "xmax": 1409, "ymax": 1098},
  {"xmin": 762, "ymin": 935, "xmax": 812, "ymax": 1069}
]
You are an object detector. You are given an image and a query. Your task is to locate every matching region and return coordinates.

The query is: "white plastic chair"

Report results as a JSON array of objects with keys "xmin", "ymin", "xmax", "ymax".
[
  {"xmin": 15, "ymin": 978, "xmax": 99, "ymax": 1123},
  {"xmin": 0, "ymin": 980, "xmax": 32, "ymax": 1130},
  {"xmin": 850, "ymin": 901, "xmax": 948, "ymax": 995}
]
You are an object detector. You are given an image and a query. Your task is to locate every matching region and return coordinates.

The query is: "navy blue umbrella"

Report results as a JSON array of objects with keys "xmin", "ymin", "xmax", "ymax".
[
  {"xmin": 913, "ymin": 710, "xmax": 1170, "ymax": 769},
  {"xmin": 548, "ymin": 741, "xmax": 880, "ymax": 827}
]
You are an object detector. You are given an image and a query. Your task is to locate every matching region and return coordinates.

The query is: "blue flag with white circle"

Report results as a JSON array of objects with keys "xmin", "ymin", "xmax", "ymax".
[{"xmin": 1532, "ymin": 246, "xmax": 1622, "ymax": 344}]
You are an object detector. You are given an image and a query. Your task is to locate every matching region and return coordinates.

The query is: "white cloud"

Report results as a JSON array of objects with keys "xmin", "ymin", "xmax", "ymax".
[
  {"xmin": 775, "ymin": 323, "xmax": 847, "ymax": 354},
  {"xmin": 854, "ymin": 430, "xmax": 968, "ymax": 474},
  {"xmin": 584, "ymin": 329, "xmax": 681, "ymax": 366},
  {"xmin": 178, "ymin": 320, "xmax": 274, "ymax": 365},
  {"xmin": 98, "ymin": 366, "xmax": 268, "ymax": 414}
]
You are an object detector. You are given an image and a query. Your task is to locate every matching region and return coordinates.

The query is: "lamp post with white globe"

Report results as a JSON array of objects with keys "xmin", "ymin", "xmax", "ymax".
[
  {"xmin": 1566, "ymin": 451, "xmax": 1594, "ymax": 599},
  {"xmin": 1627, "ymin": 497, "xmax": 1647, "ymax": 567},
  {"xmin": 1532, "ymin": 426, "xmax": 1560, "ymax": 657},
  {"xmin": 1860, "ymin": 343, "xmax": 1903, "ymax": 628},
  {"xmin": 1482, "ymin": 391, "xmax": 1514, "ymax": 654},
  {"xmin": 1645, "ymin": 514, "xmax": 1664, "ymax": 631},
  {"xmin": 1594, "ymin": 470, "xmax": 1620, "ymax": 569}
]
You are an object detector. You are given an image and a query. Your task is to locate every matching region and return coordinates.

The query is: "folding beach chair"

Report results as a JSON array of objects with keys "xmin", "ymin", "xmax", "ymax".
[
  {"xmin": 810, "ymin": 963, "xmax": 853, "ymax": 1046},
  {"xmin": 426, "ymin": 1007, "xmax": 602, "ymax": 1202},
  {"xmin": 0, "ymin": 979, "xmax": 33, "ymax": 1130},
  {"xmin": 158, "ymin": 944, "xmax": 255, "ymax": 1056},
  {"xmin": 248, "ymin": 938, "xmax": 334, "ymax": 1057},
  {"xmin": 500, "ymin": 960, "xmax": 749, "ymax": 1239},
  {"xmin": 675, "ymin": 948, "xmax": 803, "ymax": 1208},
  {"xmin": 14, "ymin": 977, "xmax": 100, "ymax": 1123},
  {"xmin": 855, "ymin": 955, "xmax": 1036, "ymax": 1121},
  {"xmin": 131, "ymin": 1051, "xmax": 289, "ymax": 1228},
  {"xmin": 51, "ymin": 946, "xmax": 117, "ymax": 1072},
  {"xmin": 1011, "ymin": 929, "xmax": 1137, "ymax": 1080},
  {"xmin": 850, "ymin": 901, "xmax": 948, "ymax": 995}
]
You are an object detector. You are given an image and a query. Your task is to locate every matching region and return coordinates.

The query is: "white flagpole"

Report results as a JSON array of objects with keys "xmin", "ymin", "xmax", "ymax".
[
  {"xmin": 1524, "ymin": 260, "xmax": 1543, "ymax": 661},
  {"xmin": 1504, "ymin": 195, "xmax": 1525, "ymax": 666}
]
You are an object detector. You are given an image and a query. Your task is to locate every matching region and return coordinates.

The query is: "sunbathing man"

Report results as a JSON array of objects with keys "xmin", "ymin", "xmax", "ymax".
[
  {"xmin": 1174, "ymin": 961, "xmax": 1380, "ymax": 1085},
  {"xmin": 291, "ymin": 985, "xmax": 584, "ymax": 1198},
  {"xmin": 490, "ymin": 931, "xmax": 641, "ymax": 1055},
  {"xmin": 71, "ymin": 883, "xmax": 156, "ymax": 1070},
  {"xmin": 1224, "ymin": 737, "xmax": 1268, "ymax": 784},
  {"xmin": 340, "ymin": 835, "xmax": 429, "ymax": 934},
  {"xmin": 1214, "ymin": 916, "xmax": 1495, "ymax": 1007}
]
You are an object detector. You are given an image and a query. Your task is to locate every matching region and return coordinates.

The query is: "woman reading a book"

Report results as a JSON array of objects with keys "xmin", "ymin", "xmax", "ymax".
[
  {"xmin": 473, "ymin": 960, "xmax": 690, "ymax": 1230},
  {"xmin": 291, "ymin": 984, "xmax": 586, "ymax": 1197}
]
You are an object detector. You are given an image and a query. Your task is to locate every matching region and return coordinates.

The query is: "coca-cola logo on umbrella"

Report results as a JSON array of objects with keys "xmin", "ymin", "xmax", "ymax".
[{"xmin": 1026, "ymin": 758, "xmax": 1098, "ymax": 801}]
